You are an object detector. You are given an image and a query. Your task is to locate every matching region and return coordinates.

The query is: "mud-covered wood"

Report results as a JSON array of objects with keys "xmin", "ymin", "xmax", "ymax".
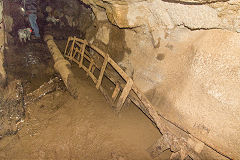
[
  {"xmin": 69, "ymin": 36, "xmax": 76, "ymax": 61},
  {"xmin": 24, "ymin": 77, "xmax": 60, "ymax": 105},
  {"xmin": 64, "ymin": 37, "xmax": 70, "ymax": 56},
  {"xmin": 99, "ymin": 86, "xmax": 113, "ymax": 106},
  {"xmin": 72, "ymin": 49, "xmax": 78, "ymax": 60},
  {"xmin": 115, "ymin": 79, "xmax": 133, "ymax": 112},
  {"xmin": 96, "ymin": 54, "xmax": 109, "ymax": 89},
  {"xmin": 91, "ymin": 65, "xmax": 96, "ymax": 74},
  {"xmin": 88, "ymin": 60, "xmax": 94, "ymax": 75},
  {"xmin": 147, "ymin": 135, "xmax": 171, "ymax": 159},
  {"xmin": 132, "ymin": 84, "xmax": 169, "ymax": 133},
  {"xmin": 112, "ymin": 83, "xmax": 120, "ymax": 102},
  {"xmin": 79, "ymin": 41, "xmax": 86, "ymax": 68},
  {"xmin": 108, "ymin": 58, "xmax": 129, "ymax": 82}
]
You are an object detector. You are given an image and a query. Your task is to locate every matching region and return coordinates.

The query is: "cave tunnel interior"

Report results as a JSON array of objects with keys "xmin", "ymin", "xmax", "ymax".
[{"xmin": 0, "ymin": 0, "xmax": 238, "ymax": 159}]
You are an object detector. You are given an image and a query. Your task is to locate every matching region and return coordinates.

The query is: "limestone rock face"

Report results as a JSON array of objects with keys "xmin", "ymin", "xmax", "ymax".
[
  {"xmin": 96, "ymin": 24, "xmax": 110, "ymax": 45},
  {"xmin": 152, "ymin": 30, "xmax": 240, "ymax": 159},
  {"xmin": 170, "ymin": 0, "xmax": 228, "ymax": 3},
  {"xmin": 122, "ymin": 28, "xmax": 240, "ymax": 159},
  {"xmin": 82, "ymin": 0, "xmax": 240, "ymax": 33}
]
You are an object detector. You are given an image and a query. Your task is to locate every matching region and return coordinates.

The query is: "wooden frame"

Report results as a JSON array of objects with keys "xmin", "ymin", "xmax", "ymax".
[
  {"xmin": 62, "ymin": 37, "xmax": 229, "ymax": 160},
  {"xmin": 64, "ymin": 37, "xmax": 133, "ymax": 111}
]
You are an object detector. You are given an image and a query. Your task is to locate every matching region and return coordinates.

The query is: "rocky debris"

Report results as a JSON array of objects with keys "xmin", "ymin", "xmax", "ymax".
[
  {"xmin": 0, "ymin": 80, "xmax": 24, "ymax": 139},
  {"xmin": 24, "ymin": 77, "xmax": 65, "ymax": 106},
  {"xmin": 44, "ymin": 0, "xmax": 93, "ymax": 33},
  {"xmin": 0, "ymin": 77, "xmax": 65, "ymax": 139}
]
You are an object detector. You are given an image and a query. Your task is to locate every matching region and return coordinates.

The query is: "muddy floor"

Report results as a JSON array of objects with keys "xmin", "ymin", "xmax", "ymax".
[{"xmin": 0, "ymin": 36, "xmax": 171, "ymax": 159}]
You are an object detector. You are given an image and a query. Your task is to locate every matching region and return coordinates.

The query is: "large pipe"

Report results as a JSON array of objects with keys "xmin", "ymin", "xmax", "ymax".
[{"xmin": 44, "ymin": 35, "xmax": 78, "ymax": 98}]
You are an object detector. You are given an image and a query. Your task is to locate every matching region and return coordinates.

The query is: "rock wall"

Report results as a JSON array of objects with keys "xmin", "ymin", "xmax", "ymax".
[
  {"xmin": 44, "ymin": 0, "xmax": 93, "ymax": 33},
  {"xmin": 0, "ymin": 0, "xmax": 6, "ymax": 86},
  {"xmin": 80, "ymin": 0, "xmax": 240, "ymax": 159}
]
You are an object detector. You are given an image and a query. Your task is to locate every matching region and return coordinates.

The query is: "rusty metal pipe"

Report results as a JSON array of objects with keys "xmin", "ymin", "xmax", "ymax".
[{"xmin": 44, "ymin": 35, "xmax": 78, "ymax": 97}]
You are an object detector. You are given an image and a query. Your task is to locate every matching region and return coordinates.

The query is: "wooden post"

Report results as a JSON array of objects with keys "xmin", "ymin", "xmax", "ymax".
[
  {"xmin": 115, "ymin": 79, "xmax": 133, "ymax": 112},
  {"xmin": 96, "ymin": 54, "xmax": 109, "ymax": 89}
]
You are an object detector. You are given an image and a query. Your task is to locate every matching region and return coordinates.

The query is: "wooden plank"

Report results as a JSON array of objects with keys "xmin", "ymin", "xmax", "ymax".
[
  {"xmin": 79, "ymin": 41, "xmax": 86, "ymax": 68},
  {"xmin": 89, "ymin": 44, "xmax": 106, "ymax": 58},
  {"xmin": 82, "ymin": 65, "xmax": 88, "ymax": 72},
  {"xmin": 72, "ymin": 48, "xmax": 78, "ymax": 60},
  {"xmin": 131, "ymin": 84, "xmax": 168, "ymax": 133},
  {"xmin": 88, "ymin": 72, "xmax": 97, "ymax": 84},
  {"xmin": 69, "ymin": 37, "xmax": 74, "ymax": 41},
  {"xmin": 75, "ymin": 43, "xmax": 84, "ymax": 60},
  {"xmin": 84, "ymin": 49, "xmax": 92, "ymax": 57},
  {"xmin": 65, "ymin": 37, "xmax": 165, "ymax": 131},
  {"xmin": 91, "ymin": 65, "xmax": 96, "ymax": 74},
  {"xmin": 96, "ymin": 54, "xmax": 109, "ymax": 89},
  {"xmin": 75, "ymin": 37, "xmax": 87, "ymax": 44},
  {"xmin": 65, "ymin": 55, "xmax": 70, "ymax": 59},
  {"xmin": 115, "ymin": 79, "xmax": 133, "ymax": 112},
  {"xmin": 99, "ymin": 86, "xmax": 113, "ymax": 106},
  {"xmin": 69, "ymin": 36, "xmax": 76, "ymax": 59},
  {"xmin": 75, "ymin": 41, "xmax": 83, "ymax": 48},
  {"xmin": 64, "ymin": 37, "xmax": 70, "ymax": 56},
  {"xmin": 112, "ymin": 83, "xmax": 120, "ymax": 102},
  {"xmin": 83, "ymin": 54, "xmax": 91, "ymax": 62},
  {"xmin": 74, "ymin": 48, "xmax": 91, "ymax": 62},
  {"xmin": 72, "ymin": 58, "xmax": 80, "ymax": 65},
  {"xmin": 88, "ymin": 60, "xmax": 94, "ymax": 75},
  {"xmin": 108, "ymin": 58, "xmax": 129, "ymax": 81},
  {"xmin": 76, "ymin": 48, "xmax": 81, "ymax": 61},
  {"xmin": 86, "ymin": 59, "xmax": 98, "ymax": 82}
]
